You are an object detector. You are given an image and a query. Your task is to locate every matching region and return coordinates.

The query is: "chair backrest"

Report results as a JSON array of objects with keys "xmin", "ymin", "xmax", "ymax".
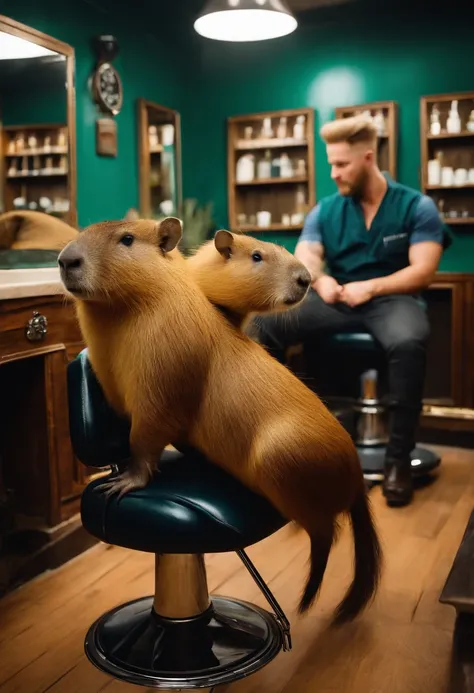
[{"xmin": 67, "ymin": 349, "xmax": 131, "ymax": 469}]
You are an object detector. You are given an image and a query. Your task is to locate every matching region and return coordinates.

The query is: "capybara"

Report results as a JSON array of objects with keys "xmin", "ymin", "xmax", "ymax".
[
  {"xmin": 58, "ymin": 217, "xmax": 382, "ymax": 625},
  {"xmin": 186, "ymin": 230, "xmax": 311, "ymax": 329}
]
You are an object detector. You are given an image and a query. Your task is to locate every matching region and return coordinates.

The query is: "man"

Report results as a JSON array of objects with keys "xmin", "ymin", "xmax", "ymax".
[{"xmin": 253, "ymin": 114, "xmax": 445, "ymax": 507}]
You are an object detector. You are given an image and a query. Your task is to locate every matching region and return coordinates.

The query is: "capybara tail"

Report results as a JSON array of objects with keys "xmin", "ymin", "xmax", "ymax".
[
  {"xmin": 332, "ymin": 489, "xmax": 382, "ymax": 626},
  {"xmin": 297, "ymin": 517, "xmax": 338, "ymax": 614}
]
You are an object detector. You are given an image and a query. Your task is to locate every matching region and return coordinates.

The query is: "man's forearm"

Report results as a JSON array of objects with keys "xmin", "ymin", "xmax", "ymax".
[
  {"xmin": 294, "ymin": 241, "xmax": 326, "ymax": 281},
  {"xmin": 371, "ymin": 264, "xmax": 437, "ymax": 297}
]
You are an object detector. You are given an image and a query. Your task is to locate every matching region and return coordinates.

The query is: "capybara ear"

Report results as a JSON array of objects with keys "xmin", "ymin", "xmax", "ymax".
[
  {"xmin": 157, "ymin": 217, "xmax": 182, "ymax": 252},
  {"xmin": 214, "ymin": 229, "xmax": 234, "ymax": 260}
]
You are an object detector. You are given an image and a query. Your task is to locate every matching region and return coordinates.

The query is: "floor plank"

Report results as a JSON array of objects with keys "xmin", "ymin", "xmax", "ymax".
[{"xmin": 0, "ymin": 444, "xmax": 472, "ymax": 693}]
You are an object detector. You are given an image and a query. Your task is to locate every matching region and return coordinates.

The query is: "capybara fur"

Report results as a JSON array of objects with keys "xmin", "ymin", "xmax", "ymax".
[
  {"xmin": 187, "ymin": 230, "xmax": 311, "ymax": 329},
  {"xmin": 59, "ymin": 217, "xmax": 382, "ymax": 625}
]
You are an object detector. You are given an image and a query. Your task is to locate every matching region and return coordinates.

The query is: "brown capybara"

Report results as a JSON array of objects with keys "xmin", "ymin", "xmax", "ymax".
[
  {"xmin": 58, "ymin": 217, "xmax": 382, "ymax": 625},
  {"xmin": 186, "ymin": 230, "xmax": 311, "ymax": 329}
]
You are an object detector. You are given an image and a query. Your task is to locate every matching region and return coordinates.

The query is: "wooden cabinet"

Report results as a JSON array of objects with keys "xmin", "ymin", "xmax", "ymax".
[
  {"xmin": 421, "ymin": 272, "xmax": 474, "ymax": 432},
  {"xmin": 0, "ymin": 295, "xmax": 84, "ymax": 528}
]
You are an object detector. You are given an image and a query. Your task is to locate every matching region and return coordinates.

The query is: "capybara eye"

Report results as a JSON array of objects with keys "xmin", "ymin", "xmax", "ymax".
[
  {"xmin": 120, "ymin": 234, "xmax": 135, "ymax": 247},
  {"xmin": 252, "ymin": 251, "xmax": 263, "ymax": 263}
]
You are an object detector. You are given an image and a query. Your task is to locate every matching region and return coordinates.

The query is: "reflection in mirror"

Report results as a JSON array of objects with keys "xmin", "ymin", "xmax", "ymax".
[
  {"xmin": 0, "ymin": 16, "xmax": 77, "ymax": 267},
  {"xmin": 138, "ymin": 98, "xmax": 182, "ymax": 219}
]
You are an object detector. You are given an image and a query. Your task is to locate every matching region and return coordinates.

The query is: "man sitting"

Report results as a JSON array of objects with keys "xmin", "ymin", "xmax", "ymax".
[{"xmin": 252, "ymin": 115, "xmax": 445, "ymax": 507}]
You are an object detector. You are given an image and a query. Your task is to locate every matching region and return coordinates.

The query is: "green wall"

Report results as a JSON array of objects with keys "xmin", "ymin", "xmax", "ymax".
[
  {"xmin": 181, "ymin": 2, "xmax": 474, "ymax": 271},
  {"xmin": 1, "ymin": 0, "xmax": 184, "ymax": 227}
]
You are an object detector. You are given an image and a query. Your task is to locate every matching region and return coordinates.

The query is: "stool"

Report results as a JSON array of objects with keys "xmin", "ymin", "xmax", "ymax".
[
  {"xmin": 323, "ymin": 332, "xmax": 441, "ymax": 482},
  {"xmin": 68, "ymin": 349, "xmax": 291, "ymax": 690}
]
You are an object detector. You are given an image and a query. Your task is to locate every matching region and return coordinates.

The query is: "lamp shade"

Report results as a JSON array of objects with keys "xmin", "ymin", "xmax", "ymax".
[{"xmin": 194, "ymin": 0, "xmax": 298, "ymax": 42}]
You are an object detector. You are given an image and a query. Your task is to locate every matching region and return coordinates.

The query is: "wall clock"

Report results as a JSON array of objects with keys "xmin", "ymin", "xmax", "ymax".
[{"xmin": 91, "ymin": 35, "xmax": 123, "ymax": 117}]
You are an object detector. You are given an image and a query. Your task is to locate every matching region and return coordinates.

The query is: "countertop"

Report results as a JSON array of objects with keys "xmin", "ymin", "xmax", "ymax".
[{"xmin": 0, "ymin": 267, "xmax": 64, "ymax": 300}]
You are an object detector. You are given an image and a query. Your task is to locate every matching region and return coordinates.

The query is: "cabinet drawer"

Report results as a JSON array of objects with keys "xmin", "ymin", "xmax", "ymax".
[{"xmin": 0, "ymin": 295, "xmax": 82, "ymax": 361}]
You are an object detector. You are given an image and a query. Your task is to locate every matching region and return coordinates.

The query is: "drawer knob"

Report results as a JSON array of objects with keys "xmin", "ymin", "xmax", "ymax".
[{"xmin": 25, "ymin": 311, "xmax": 48, "ymax": 342}]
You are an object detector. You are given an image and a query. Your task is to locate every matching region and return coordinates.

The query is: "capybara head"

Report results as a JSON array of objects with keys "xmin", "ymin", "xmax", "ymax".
[
  {"xmin": 188, "ymin": 230, "xmax": 311, "ymax": 317},
  {"xmin": 58, "ymin": 217, "xmax": 183, "ymax": 302}
]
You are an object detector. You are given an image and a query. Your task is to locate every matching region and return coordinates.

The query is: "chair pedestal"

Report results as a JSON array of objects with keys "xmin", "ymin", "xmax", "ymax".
[
  {"xmin": 84, "ymin": 551, "xmax": 289, "ymax": 690},
  {"xmin": 353, "ymin": 368, "xmax": 441, "ymax": 482}
]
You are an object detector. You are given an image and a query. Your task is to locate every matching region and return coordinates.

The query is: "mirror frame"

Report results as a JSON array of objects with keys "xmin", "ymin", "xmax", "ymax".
[
  {"xmin": 0, "ymin": 14, "xmax": 77, "ymax": 227},
  {"xmin": 137, "ymin": 98, "xmax": 182, "ymax": 218}
]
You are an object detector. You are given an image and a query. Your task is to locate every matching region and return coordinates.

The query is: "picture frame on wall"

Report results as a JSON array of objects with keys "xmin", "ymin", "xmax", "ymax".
[{"xmin": 96, "ymin": 118, "xmax": 117, "ymax": 157}]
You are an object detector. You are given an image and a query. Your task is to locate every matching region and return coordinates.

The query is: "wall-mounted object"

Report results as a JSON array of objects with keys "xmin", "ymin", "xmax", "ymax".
[
  {"xmin": 0, "ymin": 14, "xmax": 78, "ymax": 230},
  {"xmin": 420, "ymin": 91, "xmax": 474, "ymax": 228},
  {"xmin": 227, "ymin": 107, "xmax": 315, "ymax": 233},
  {"xmin": 137, "ymin": 98, "xmax": 182, "ymax": 218},
  {"xmin": 194, "ymin": 0, "xmax": 297, "ymax": 42},
  {"xmin": 96, "ymin": 118, "xmax": 118, "ymax": 157},
  {"xmin": 334, "ymin": 100, "xmax": 398, "ymax": 180},
  {"xmin": 90, "ymin": 35, "xmax": 123, "ymax": 116}
]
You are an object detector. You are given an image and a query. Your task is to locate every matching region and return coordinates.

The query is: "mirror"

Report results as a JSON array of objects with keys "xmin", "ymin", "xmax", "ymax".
[
  {"xmin": 137, "ymin": 98, "xmax": 182, "ymax": 219},
  {"xmin": 0, "ymin": 15, "xmax": 77, "ymax": 266}
]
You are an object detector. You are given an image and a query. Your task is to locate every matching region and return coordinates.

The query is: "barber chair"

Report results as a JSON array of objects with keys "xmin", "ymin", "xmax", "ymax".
[
  {"xmin": 68, "ymin": 349, "xmax": 291, "ymax": 690},
  {"xmin": 324, "ymin": 332, "xmax": 441, "ymax": 482}
]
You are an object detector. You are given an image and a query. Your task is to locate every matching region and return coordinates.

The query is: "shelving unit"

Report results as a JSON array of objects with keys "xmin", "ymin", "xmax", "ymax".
[
  {"xmin": 227, "ymin": 108, "xmax": 315, "ymax": 233},
  {"xmin": 334, "ymin": 101, "xmax": 398, "ymax": 179},
  {"xmin": 137, "ymin": 99, "xmax": 182, "ymax": 219},
  {"xmin": 1, "ymin": 123, "xmax": 71, "ymax": 222},
  {"xmin": 420, "ymin": 92, "xmax": 474, "ymax": 227}
]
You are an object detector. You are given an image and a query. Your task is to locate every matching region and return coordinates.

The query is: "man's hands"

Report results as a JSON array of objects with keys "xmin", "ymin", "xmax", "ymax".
[
  {"xmin": 313, "ymin": 275, "xmax": 342, "ymax": 304},
  {"xmin": 339, "ymin": 280, "xmax": 376, "ymax": 307},
  {"xmin": 313, "ymin": 276, "xmax": 376, "ymax": 307}
]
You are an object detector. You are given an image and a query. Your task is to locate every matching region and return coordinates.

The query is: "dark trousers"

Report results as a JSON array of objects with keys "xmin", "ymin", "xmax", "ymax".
[{"xmin": 251, "ymin": 290, "xmax": 430, "ymax": 463}]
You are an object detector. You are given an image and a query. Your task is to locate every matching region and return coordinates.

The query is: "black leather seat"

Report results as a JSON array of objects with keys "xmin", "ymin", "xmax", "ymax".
[
  {"xmin": 82, "ymin": 449, "xmax": 285, "ymax": 555},
  {"xmin": 319, "ymin": 331, "xmax": 441, "ymax": 481},
  {"xmin": 68, "ymin": 349, "xmax": 290, "ymax": 690}
]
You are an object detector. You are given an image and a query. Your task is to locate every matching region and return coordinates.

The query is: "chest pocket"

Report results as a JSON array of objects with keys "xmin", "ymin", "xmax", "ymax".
[{"xmin": 378, "ymin": 229, "xmax": 410, "ymax": 261}]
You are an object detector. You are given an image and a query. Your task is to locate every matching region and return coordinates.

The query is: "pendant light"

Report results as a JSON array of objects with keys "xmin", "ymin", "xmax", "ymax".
[{"xmin": 194, "ymin": 0, "xmax": 298, "ymax": 42}]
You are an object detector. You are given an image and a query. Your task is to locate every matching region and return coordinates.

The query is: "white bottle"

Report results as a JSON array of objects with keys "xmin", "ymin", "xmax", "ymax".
[
  {"xmin": 467, "ymin": 110, "xmax": 474, "ymax": 133},
  {"xmin": 427, "ymin": 158, "xmax": 441, "ymax": 186},
  {"xmin": 430, "ymin": 104, "xmax": 441, "ymax": 135},
  {"xmin": 293, "ymin": 115, "xmax": 306, "ymax": 141},
  {"xmin": 236, "ymin": 154, "xmax": 255, "ymax": 182},
  {"xmin": 279, "ymin": 153, "xmax": 293, "ymax": 178},
  {"xmin": 261, "ymin": 117, "xmax": 273, "ymax": 139},
  {"xmin": 257, "ymin": 150, "xmax": 272, "ymax": 179},
  {"xmin": 277, "ymin": 116, "xmax": 288, "ymax": 140},
  {"xmin": 447, "ymin": 100, "xmax": 461, "ymax": 134}
]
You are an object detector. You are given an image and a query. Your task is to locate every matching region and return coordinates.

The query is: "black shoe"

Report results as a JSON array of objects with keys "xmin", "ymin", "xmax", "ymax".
[{"xmin": 382, "ymin": 459, "xmax": 413, "ymax": 507}]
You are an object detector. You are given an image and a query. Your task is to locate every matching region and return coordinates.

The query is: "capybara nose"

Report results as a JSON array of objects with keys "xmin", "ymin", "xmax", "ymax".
[
  {"xmin": 296, "ymin": 269, "xmax": 311, "ymax": 290},
  {"xmin": 58, "ymin": 245, "xmax": 84, "ymax": 272}
]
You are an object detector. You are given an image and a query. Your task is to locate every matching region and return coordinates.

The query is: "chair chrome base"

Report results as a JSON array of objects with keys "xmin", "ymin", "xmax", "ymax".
[
  {"xmin": 84, "ymin": 550, "xmax": 290, "ymax": 689},
  {"xmin": 85, "ymin": 595, "xmax": 283, "ymax": 689},
  {"xmin": 358, "ymin": 444, "xmax": 442, "ymax": 482}
]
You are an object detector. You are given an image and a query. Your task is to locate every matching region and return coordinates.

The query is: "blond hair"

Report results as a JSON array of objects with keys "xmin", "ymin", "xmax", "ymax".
[{"xmin": 320, "ymin": 114, "xmax": 377, "ymax": 148}]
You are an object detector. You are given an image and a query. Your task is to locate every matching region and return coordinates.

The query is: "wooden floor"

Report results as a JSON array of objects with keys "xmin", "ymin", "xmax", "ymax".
[{"xmin": 0, "ymin": 445, "xmax": 473, "ymax": 693}]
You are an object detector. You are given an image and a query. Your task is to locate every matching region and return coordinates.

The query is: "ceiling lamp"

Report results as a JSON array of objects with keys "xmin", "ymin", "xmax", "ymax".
[{"xmin": 194, "ymin": 0, "xmax": 298, "ymax": 42}]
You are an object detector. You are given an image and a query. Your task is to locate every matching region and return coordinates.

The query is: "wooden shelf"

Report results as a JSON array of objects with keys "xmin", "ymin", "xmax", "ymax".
[
  {"xmin": 427, "ymin": 184, "xmax": 474, "ymax": 190},
  {"xmin": 138, "ymin": 98, "xmax": 182, "ymax": 218},
  {"xmin": 234, "ymin": 223, "xmax": 304, "ymax": 233},
  {"xmin": 227, "ymin": 107, "xmax": 315, "ymax": 234},
  {"xmin": 428, "ymin": 131, "xmax": 474, "ymax": 140},
  {"xmin": 2, "ymin": 124, "xmax": 71, "ymax": 222},
  {"xmin": 420, "ymin": 91, "xmax": 474, "ymax": 224},
  {"xmin": 443, "ymin": 217, "xmax": 474, "ymax": 225},
  {"xmin": 236, "ymin": 176, "xmax": 308, "ymax": 186},
  {"xmin": 236, "ymin": 138, "xmax": 308, "ymax": 151},
  {"xmin": 334, "ymin": 100, "xmax": 398, "ymax": 179}
]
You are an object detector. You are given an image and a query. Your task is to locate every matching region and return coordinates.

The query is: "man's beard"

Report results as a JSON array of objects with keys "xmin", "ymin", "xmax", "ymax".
[{"xmin": 341, "ymin": 169, "xmax": 368, "ymax": 199}]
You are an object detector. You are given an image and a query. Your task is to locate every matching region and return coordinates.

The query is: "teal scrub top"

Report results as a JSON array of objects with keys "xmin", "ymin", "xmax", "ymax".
[{"xmin": 299, "ymin": 176, "xmax": 447, "ymax": 285}]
